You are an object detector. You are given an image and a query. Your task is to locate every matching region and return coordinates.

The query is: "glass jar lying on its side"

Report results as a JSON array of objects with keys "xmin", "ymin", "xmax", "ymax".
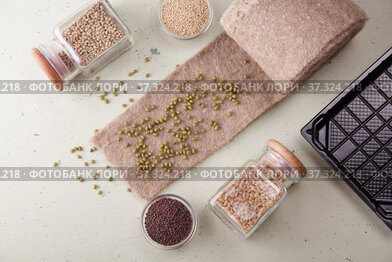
[
  {"xmin": 32, "ymin": 0, "xmax": 133, "ymax": 89},
  {"xmin": 209, "ymin": 139, "xmax": 306, "ymax": 238}
]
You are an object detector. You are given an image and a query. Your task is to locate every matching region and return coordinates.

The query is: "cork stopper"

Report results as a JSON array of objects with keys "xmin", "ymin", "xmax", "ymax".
[
  {"xmin": 31, "ymin": 48, "xmax": 63, "ymax": 90},
  {"xmin": 266, "ymin": 139, "xmax": 306, "ymax": 178}
]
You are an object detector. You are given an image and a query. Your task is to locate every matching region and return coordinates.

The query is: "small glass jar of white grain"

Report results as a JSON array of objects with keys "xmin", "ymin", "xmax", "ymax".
[
  {"xmin": 32, "ymin": 0, "xmax": 133, "ymax": 89},
  {"xmin": 158, "ymin": 0, "xmax": 213, "ymax": 40},
  {"xmin": 209, "ymin": 140, "xmax": 307, "ymax": 238}
]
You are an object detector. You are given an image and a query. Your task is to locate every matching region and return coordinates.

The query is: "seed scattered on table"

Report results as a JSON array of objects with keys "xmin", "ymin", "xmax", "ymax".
[{"xmin": 111, "ymin": 74, "xmax": 246, "ymax": 177}]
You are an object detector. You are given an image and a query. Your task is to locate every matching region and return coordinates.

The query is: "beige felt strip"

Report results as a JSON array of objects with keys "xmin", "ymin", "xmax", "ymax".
[
  {"xmin": 92, "ymin": 33, "xmax": 286, "ymax": 200},
  {"xmin": 92, "ymin": 0, "xmax": 367, "ymax": 201}
]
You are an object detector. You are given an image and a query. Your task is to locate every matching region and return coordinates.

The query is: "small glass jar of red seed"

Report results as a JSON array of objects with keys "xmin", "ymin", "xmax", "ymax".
[
  {"xmin": 32, "ymin": 0, "xmax": 133, "ymax": 89},
  {"xmin": 142, "ymin": 194, "xmax": 197, "ymax": 250},
  {"xmin": 209, "ymin": 140, "xmax": 307, "ymax": 238}
]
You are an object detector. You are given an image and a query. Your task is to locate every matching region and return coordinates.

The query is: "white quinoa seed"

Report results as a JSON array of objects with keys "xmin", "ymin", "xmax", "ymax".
[
  {"xmin": 62, "ymin": 2, "xmax": 126, "ymax": 66},
  {"xmin": 161, "ymin": 0, "xmax": 210, "ymax": 38}
]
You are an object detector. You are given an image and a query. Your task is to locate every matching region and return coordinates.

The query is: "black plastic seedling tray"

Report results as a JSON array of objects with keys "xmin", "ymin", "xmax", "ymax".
[{"xmin": 302, "ymin": 47, "xmax": 392, "ymax": 230}]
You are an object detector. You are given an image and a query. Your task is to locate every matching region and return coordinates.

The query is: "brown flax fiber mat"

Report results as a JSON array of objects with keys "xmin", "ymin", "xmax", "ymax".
[{"xmin": 92, "ymin": 0, "xmax": 367, "ymax": 200}]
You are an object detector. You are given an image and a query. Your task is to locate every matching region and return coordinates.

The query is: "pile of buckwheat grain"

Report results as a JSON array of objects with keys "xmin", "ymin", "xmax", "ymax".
[
  {"xmin": 61, "ymin": 2, "xmax": 125, "ymax": 66},
  {"xmin": 161, "ymin": 0, "xmax": 210, "ymax": 38}
]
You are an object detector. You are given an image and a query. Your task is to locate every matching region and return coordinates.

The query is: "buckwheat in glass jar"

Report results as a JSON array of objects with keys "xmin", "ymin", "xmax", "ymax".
[
  {"xmin": 32, "ymin": 0, "xmax": 133, "ymax": 88},
  {"xmin": 209, "ymin": 140, "xmax": 306, "ymax": 238}
]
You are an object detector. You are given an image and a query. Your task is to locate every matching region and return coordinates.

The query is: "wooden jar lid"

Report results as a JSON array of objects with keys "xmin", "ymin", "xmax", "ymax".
[
  {"xmin": 266, "ymin": 139, "xmax": 307, "ymax": 178},
  {"xmin": 31, "ymin": 48, "xmax": 63, "ymax": 90}
]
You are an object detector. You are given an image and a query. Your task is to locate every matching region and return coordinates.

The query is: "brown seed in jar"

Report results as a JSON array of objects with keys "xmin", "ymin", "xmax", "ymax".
[{"xmin": 214, "ymin": 163, "xmax": 283, "ymax": 233}]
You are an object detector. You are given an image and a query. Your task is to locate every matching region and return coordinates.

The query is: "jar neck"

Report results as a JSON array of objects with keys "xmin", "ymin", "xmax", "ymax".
[
  {"xmin": 38, "ymin": 39, "xmax": 79, "ymax": 81},
  {"xmin": 258, "ymin": 147, "xmax": 300, "ymax": 188}
]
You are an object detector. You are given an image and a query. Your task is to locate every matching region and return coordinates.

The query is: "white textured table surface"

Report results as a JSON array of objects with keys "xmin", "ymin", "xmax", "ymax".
[{"xmin": 1, "ymin": 0, "xmax": 392, "ymax": 261}]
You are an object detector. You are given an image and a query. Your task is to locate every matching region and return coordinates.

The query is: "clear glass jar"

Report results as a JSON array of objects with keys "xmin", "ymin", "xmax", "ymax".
[
  {"xmin": 32, "ymin": 0, "xmax": 133, "ymax": 88},
  {"xmin": 158, "ymin": 0, "xmax": 213, "ymax": 40},
  {"xmin": 209, "ymin": 139, "xmax": 306, "ymax": 238}
]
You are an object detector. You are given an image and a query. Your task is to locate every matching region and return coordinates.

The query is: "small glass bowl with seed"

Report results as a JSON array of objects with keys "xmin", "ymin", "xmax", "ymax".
[
  {"xmin": 158, "ymin": 0, "xmax": 213, "ymax": 40},
  {"xmin": 141, "ymin": 194, "xmax": 197, "ymax": 250}
]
